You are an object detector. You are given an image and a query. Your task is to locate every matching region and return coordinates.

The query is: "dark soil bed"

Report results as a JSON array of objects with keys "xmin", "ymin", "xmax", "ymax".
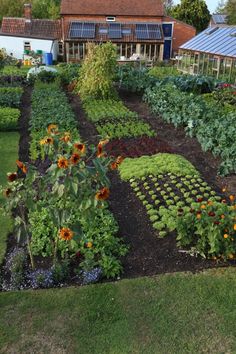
[{"xmin": 68, "ymin": 93, "xmax": 234, "ymax": 278}]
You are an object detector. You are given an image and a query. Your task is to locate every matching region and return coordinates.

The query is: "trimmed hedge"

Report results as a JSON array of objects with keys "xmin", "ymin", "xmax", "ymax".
[{"xmin": 0, "ymin": 107, "xmax": 20, "ymax": 131}]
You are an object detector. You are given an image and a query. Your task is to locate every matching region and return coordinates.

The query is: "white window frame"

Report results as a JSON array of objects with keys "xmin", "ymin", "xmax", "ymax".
[{"xmin": 106, "ymin": 16, "xmax": 116, "ymax": 22}]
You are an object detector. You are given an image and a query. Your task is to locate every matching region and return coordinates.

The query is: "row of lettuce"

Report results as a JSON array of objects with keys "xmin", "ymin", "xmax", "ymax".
[
  {"xmin": 118, "ymin": 66, "xmax": 236, "ymax": 176},
  {"xmin": 1, "ymin": 78, "xmax": 128, "ymax": 291}
]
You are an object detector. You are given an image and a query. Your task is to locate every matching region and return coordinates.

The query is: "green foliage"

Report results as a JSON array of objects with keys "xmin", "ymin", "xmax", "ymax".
[
  {"xmin": 144, "ymin": 82, "xmax": 236, "ymax": 175},
  {"xmin": 0, "ymin": 107, "xmax": 20, "ymax": 131},
  {"xmin": 57, "ymin": 63, "xmax": 81, "ymax": 85},
  {"xmin": 119, "ymin": 153, "xmax": 199, "ymax": 180},
  {"xmin": 171, "ymin": 0, "xmax": 211, "ymax": 32},
  {"xmin": 117, "ymin": 65, "xmax": 157, "ymax": 93},
  {"xmin": 148, "ymin": 66, "xmax": 179, "ymax": 79},
  {"xmin": 0, "ymin": 87, "xmax": 23, "ymax": 107},
  {"xmin": 32, "ymin": 0, "xmax": 60, "ymax": 19},
  {"xmin": 84, "ymin": 98, "xmax": 155, "ymax": 139},
  {"xmin": 96, "ymin": 120, "xmax": 155, "ymax": 139},
  {"xmin": 29, "ymin": 80, "xmax": 79, "ymax": 159},
  {"xmin": 225, "ymin": 0, "xmax": 236, "ymax": 24},
  {"xmin": 77, "ymin": 42, "xmax": 117, "ymax": 101},
  {"xmin": 173, "ymin": 201, "xmax": 236, "ymax": 259},
  {"xmin": 83, "ymin": 99, "xmax": 138, "ymax": 122}
]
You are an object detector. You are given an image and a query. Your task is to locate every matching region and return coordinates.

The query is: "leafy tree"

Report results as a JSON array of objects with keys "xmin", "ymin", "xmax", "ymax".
[
  {"xmin": 32, "ymin": 0, "xmax": 60, "ymax": 19},
  {"xmin": 225, "ymin": 0, "xmax": 236, "ymax": 24},
  {"xmin": 163, "ymin": 0, "xmax": 174, "ymax": 15},
  {"xmin": 0, "ymin": 0, "xmax": 26, "ymax": 21},
  {"xmin": 215, "ymin": 0, "xmax": 227, "ymax": 13},
  {"xmin": 171, "ymin": 0, "xmax": 211, "ymax": 33}
]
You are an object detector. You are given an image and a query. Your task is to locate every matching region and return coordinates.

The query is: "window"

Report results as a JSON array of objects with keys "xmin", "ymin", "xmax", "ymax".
[
  {"xmin": 24, "ymin": 41, "xmax": 31, "ymax": 52},
  {"xmin": 122, "ymin": 28, "xmax": 132, "ymax": 36},
  {"xmin": 99, "ymin": 27, "xmax": 108, "ymax": 34},
  {"xmin": 106, "ymin": 16, "xmax": 116, "ymax": 22}
]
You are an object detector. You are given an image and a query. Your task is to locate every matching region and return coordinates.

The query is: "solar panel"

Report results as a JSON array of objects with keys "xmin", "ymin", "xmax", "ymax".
[
  {"xmin": 69, "ymin": 22, "xmax": 83, "ymax": 38},
  {"xmin": 136, "ymin": 24, "xmax": 149, "ymax": 39},
  {"xmin": 148, "ymin": 24, "xmax": 162, "ymax": 39},
  {"xmin": 69, "ymin": 22, "xmax": 95, "ymax": 39},
  {"xmin": 136, "ymin": 24, "xmax": 162, "ymax": 40},
  {"xmin": 82, "ymin": 23, "xmax": 96, "ymax": 38},
  {"xmin": 108, "ymin": 23, "xmax": 122, "ymax": 39}
]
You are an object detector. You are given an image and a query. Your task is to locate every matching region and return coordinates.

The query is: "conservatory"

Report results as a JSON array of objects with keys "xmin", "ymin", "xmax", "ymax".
[{"xmin": 178, "ymin": 26, "xmax": 236, "ymax": 83}]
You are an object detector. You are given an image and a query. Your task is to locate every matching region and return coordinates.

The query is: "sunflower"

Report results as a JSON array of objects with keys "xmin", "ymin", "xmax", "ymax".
[
  {"xmin": 229, "ymin": 195, "xmax": 235, "ymax": 202},
  {"xmin": 74, "ymin": 142, "xmax": 86, "ymax": 154},
  {"xmin": 60, "ymin": 132, "xmax": 71, "ymax": 143},
  {"xmin": 40, "ymin": 138, "xmax": 47, "ymax": 145},
  {"xmin": 16, "ymin": 160, "xmax": 27, "ymax": 174},
  {"xmin": 97, "ymin": 143, "xmax": 104, "ymax": 158},
  {"xmin": 59, "ymin": 227, "xmax": 74, "ymax": 241},
  {"xmin": 99, "ymin": 139, "xmax": 109, "ymax": 146},
  {"xmin": 86, "ymin": 241, "xmax": 93, "ymax": 248},
  {"xmin": 95, "ymin": 187, "xmax": 110, "ymax": 201},
  {"xmin": 47, "ymin": 124, "xmax": 58, "ymax": 135},
  {"xmin": 4, "ymin": 188, "xmax": 12, "ymax": 197},
  {"xmin": 116, "ymin": 156, "xmax": 124, "ymax": 165},
  {"xmin": 70, "ymin": 153, "xmax": 80, "ymax": 165},
  {"xmin": 7, "ymin": 172, "xmax": 17, "ymax": 182},
  {"xmin": 110, "ymin": 162, "xmax": 118, "ymax": 170},
  {"xmin": 57, "ymin": 157, "xmax": 69, "ymax": 169}
]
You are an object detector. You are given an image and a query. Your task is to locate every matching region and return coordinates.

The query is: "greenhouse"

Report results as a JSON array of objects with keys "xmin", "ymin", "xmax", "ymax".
[{"xmin": 178, "ymin": 26, "xmax": 236, "ymax": 83}]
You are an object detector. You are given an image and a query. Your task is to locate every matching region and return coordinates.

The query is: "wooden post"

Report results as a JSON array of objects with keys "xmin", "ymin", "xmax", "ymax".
[{"xmin": 159, "ymin": 44, "xmax": 164, "ymax": 61}]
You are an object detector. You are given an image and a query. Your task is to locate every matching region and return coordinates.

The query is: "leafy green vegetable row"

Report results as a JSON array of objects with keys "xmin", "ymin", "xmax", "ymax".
[
  {"xmin": 84, "ymin": 98, "xmax": 155, "ymax": 139},
  {"xmin": 29, "ymin": 80, "xmax": 80, "ymax": 160},
  {"xmin": 0, "ymin": 107, "xmax": 20, "ymax": 131},
  {"xmin": 144, "ymin": 83, "xmax": 236, "ymax": 176},
  {"xmin": 0, "ymin": 87, "xmax": 23, "ymax": 108}
]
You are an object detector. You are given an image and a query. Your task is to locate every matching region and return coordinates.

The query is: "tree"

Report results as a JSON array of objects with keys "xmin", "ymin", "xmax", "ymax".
[
  {"xmin": 215, "ymin": 0, "xmax": 227, "ymax": 13},
  {"xmin": 163, "ymin": 0, "xmax": 174, "ymax": 15},
  {"xmin": 225, "ymin": 0, "xmax": 236, "ymax": 24},
  {"xmin": 0, "ymin": 0, "xmax": 26, "ymax": 21},
  {"xmin": 32, "ymin": 0, "xmax": 60, "ymax": 19},
  {"xmin": 171, "ymin": 0, "xmax": 211, "ymax": 33}
]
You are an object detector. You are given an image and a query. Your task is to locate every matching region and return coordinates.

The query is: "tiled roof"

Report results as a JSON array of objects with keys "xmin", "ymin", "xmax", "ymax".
[
  {"xmin": 61, "ymin": 0, "xmax": 164, "ymax": 17},
  {"xmin": 1, "ymin": 18, "xmax": 61, "ymax": 40},
  {"xmin": 180, "ymin": 26, "xmax": 236, "ymax": 58}
]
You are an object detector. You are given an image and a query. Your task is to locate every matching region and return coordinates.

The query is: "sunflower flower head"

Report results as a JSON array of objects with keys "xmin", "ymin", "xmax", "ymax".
[
  {"xmin": 4, "ymin": 188, "xmax": 12, "ymax": 198},
  {"xmin": 74, "ymin": 142, "xmax": 86, "ymax": 154},
  {"xmin": 95, "ymin": 187, "xmax": 110, "ymax": 201},
  {"xmin": 47, "ymin": 124, "xmax": 58, "ymax": 135},
  {"xmin": 59, "ymin": 227, "xmax": 74, "ymax": 241},
  {"xmin": 16, "ymin": 160, "xmax": 27, "ymax": 174},
  {"xmin": 7, "ymin": 172, "xmax": 17, "ymax": 182},
  {"xmin": 70, "ymin": 153, "xmax": 80, "ymax": 165},
  {"xmin": 57, "ymin": 157, "xmax": 69, "ymax": 169},
  {"xmin": 60, "ymin": 132, "xmax": 71, "ymax": 143}
]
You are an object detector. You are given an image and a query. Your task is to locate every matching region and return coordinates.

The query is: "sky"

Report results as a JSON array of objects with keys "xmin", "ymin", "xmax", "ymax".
[{"xmin": 174, "ymin": 0, "xmax": 218, "ymax": 13}]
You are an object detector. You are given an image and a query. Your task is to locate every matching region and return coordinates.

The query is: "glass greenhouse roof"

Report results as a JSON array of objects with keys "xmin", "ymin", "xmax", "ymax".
[{"xmin": 180, "ymin": 26, "xmax": 236, "ymax": 58}]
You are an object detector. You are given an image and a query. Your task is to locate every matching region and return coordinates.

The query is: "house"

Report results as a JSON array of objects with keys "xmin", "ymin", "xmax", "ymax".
[
  {"xmin": 0, "ymin": 4, "xmax": 61, "ymax": 61},
  {"xmin": 210, "ymin": 14, "xmax": 228, "ymax": 27},
  {"xmin": 177, "ymin": 26, "xmax": 236, "ymax": 83},
  {"xmin": 60, "ymin": 0, "xmax": 196, "ymax": 62}
]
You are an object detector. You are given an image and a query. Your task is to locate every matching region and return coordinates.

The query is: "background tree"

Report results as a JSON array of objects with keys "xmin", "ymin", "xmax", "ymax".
[
  {"xmin": 0, "ymin": 0, "xmax": 60, "ymax": 21},
  {"xmin": 32, "ymin": 0, "xmax": 60, "ymax": 19},
  {"xmin": 171, "ymin": 0, "xmax": 211, "ymax": 33},
  {"xmin": 225, "ymin": 0, "xmax": 236, "ymax": 24},
  {"xmin": 163, "ymin": 0, "xmax": 174, "ymax": 15},
  {"xmin": 215, "ymin": 0, "xmax": 227, "ymax": 13}
]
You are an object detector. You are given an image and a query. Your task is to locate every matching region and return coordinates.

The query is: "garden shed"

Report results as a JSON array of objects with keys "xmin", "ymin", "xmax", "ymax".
[{"xmin": 177, "ymin": 26, "xmax": 236, "ymax": 83}]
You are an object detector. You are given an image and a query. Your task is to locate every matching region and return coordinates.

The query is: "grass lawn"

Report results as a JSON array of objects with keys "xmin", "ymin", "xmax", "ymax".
[
  {"xmin": 0, "ymin": 132, "xmax": 19, "ymax": 263},
  {"xmin": 0, "ymin": 268, "xmax": 236, "ymax": 353}
]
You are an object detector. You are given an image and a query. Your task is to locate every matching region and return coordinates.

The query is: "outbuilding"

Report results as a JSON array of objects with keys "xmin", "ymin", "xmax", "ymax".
[
  {"xmin": 178, "ymin": 26, "xmax": 236, "ymax": 83},
  {"xmin": 0, "ymin": 4, "xmax": 61, "ymax": 62}
]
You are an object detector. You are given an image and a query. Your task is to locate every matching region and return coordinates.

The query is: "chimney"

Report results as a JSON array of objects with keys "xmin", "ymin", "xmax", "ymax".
[{"xmin": 24, "ymin": 4, "xmax": 32, "ymax": 20}]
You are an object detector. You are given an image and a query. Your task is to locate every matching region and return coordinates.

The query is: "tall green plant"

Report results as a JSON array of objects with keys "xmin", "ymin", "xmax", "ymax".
[{"xmin": 77, "ymin": 42, "xmax": 117, "ymax": 101}]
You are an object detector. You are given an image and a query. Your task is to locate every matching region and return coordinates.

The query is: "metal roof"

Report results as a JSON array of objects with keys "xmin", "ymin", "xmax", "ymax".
[
  {"xmin": 180, "ymin": 26, "xmax": 236, "ymax": 58},
  {"xmin": 212, "ymin": 14, "xmax": 227, "ymax": 24}
]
